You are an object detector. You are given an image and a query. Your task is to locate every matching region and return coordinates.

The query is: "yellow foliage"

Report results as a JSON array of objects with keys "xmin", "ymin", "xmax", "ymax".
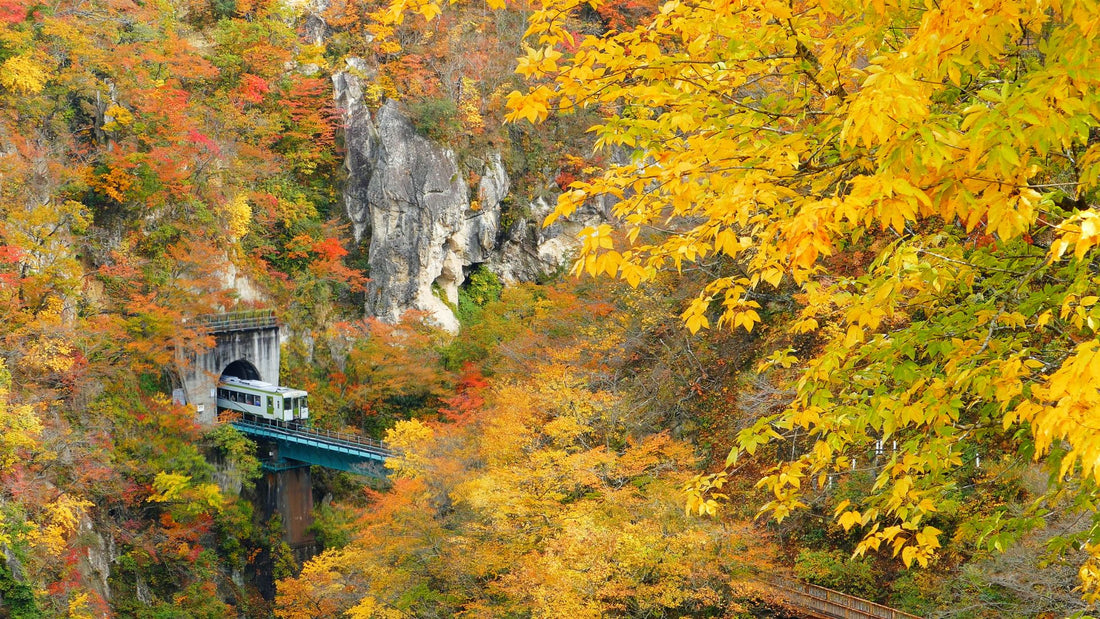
[
  {"xmin": 28, "ymin": 493, "xmax": 93, "ymax": 556},
  {"xmin": 276, "ymin": 193, "xmax": 318, "ymax": 226},
  {"xmin": 224, "ymin": 192, "xmax": 252, "ymax": 239},
  {"xmin": 459, "ymin": 76, "xmax": 484, "ymax": 131},
  {"xmin": 0, "ymin": 360, "xmax": 42, "ymax": 470},
  {"xmin": 384, "ymin": 419, "xmax": 434, "ymax": 479},
  {"xmin": 67, "ymin": 593, "xmax": 96, "ymax": 619},
  {"xmin": 0, "ymin": 54, "xmax": 47, "ymax": 94},
  {"xmin": 148, "ymin": 471, "xmax": 224, "ymax": 512},
  {"xmin": 296, "ymin": 43, "xmax": 328, "ymax": 68},
  {"xmin": 102, "ymin": 104, "xmax": 133, "ymax": 131}
]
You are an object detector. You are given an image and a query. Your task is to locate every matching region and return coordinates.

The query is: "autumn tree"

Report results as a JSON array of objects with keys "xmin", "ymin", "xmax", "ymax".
[
  {"xmin": 0, "ymin": 0, "xmax": 371, "ymax": 610},
  {"xmin": 384, "ymin": 0, "xmax": 1100, "ymax": 597},
  {"xmin": 276, "ymin": 294, "xmax": 774, "ymax": 617}
]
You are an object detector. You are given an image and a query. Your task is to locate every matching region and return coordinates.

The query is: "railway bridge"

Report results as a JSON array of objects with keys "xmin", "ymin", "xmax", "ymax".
[
  {"xmin": 177, "ymin": 309, "xmax": 398, "ymax": 562},
  {"xmin": 228, "ymin": 416, "xmax": 396, "ymax": 478},
  {"xmin": 225, "ymin": 415, "xmax": 398, "ymax": 565}
]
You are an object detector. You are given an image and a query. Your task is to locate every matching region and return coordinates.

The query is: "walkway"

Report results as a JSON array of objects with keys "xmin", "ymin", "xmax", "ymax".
[{"xmin": 767, "ymin": 577, "xmax": 922, "ymax": 619}]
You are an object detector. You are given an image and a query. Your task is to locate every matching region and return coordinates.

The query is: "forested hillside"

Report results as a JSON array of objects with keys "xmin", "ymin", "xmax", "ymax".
[{"xmin": 2, "ymin": 0, "xmax": 1100, "ymax": 616}]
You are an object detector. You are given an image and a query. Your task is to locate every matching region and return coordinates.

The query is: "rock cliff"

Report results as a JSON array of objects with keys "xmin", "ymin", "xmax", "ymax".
[{"xmin": 334, "ymin": 61, "xmax": 603, "ymax": 332}]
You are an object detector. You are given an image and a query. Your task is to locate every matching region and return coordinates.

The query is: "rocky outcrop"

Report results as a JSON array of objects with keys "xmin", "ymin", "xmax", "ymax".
[
  {"xmin": 356, "ymin": 99, "xmax": 497, "ymax": 333},
  {"xmin": 333, "ymin": 57, "xmax": 376, "ymax": 245},
  {"xmin": 76, "ymin": 516, "xmax": 113, "ymax": 612},
  {"xmin": 487, "ymin": 195, "xmax": 611, "ymax": 284},
  {"xmin": 333, "ymin": 60, "xmax": 605, "ymax": 332}
]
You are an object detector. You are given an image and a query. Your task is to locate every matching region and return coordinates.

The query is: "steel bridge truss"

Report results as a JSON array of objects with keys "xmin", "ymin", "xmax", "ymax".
[{"xmin": 229, "ymin": 417, "xmax": 397, "ymax": 478}]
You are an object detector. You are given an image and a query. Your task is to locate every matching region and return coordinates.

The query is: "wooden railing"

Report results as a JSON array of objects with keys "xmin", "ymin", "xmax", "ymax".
[
  {"xmin": 766, "ymin": 577, "xmax": 922, "ymax": 619},
  {"xmin": 192, "ymin": 309, "xmax": 277, "ymax": 333}
]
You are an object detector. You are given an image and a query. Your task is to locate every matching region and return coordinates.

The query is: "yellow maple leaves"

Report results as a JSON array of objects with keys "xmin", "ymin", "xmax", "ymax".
[
  {"xmin": 224, "ymin": 192, "xmax": 252, "ymax": 240},
  {"xmin": 382, "ymin": 0, "xmax": 1100, "ymax": 593},
  {"xmin": 0, "ymin": 54, "xmax": 47, "ymax": 94},
  {"xmin": 0, "ymin": 360, "xmax": 42, "ymax": 470},
  {"xmin": 148, "ymin": 471, "xmax": 225, "ymax": 512}
]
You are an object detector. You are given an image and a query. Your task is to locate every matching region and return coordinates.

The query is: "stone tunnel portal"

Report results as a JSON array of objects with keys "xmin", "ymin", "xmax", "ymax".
[{"xmin": 177, "ymin": 312, "xmax": 281, "ymax": 425}]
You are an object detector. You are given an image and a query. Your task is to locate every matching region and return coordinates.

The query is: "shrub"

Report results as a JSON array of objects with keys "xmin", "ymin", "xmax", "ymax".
[
  {"xmin": 794, "ymin": 549, "xmax": 878, "ymax": 600},
  {"xmin": 406, "ymin": 97, "xmax": 462, "ymax": 144}
]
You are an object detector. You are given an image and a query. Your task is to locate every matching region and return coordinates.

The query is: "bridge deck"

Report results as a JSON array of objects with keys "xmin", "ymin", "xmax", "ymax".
[{"xmin": 229, "ymin": 417, "xmax": 398, "ymax": 476}]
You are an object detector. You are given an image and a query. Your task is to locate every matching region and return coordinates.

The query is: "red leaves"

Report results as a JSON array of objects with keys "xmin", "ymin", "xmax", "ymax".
[
  {"xmin": 281, "ymin": 77, "xmax": 339, "ymax": 147},
  {"xmin": 0, "ymin": 0, "xmax": 28, "ymax": 24},
  {"xmin": 0, "ymin": 244, "xmax": 24, "ymax": 263},
  {"xmin": 440, "ymin": 363, "xmax": 488, "ymax": 425},
  {"xmin": 235, "ymin": 74, "xmax": 271, "ymax": 105},
  {"xmin": 186, "ymin": 128, "xmax": 220, "ymax": 155},
  {"xmin": 285, "ymin": 233, "xmax": 367, "ymax": 291},
  {"xmin": 311, "ymin": 236, "xmax": 348, "ymax": 260}
]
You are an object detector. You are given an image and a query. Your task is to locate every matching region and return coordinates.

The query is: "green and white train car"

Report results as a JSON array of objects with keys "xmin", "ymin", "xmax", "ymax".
[{"xmin": 217, "ymin": 376, "xmax": 309, "ymax": 424}]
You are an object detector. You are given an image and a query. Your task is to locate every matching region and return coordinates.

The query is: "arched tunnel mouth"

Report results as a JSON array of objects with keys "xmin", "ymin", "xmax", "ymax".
[{"xmin": 221, "ymin": 359, "xmax": 261, "ymax": 382}]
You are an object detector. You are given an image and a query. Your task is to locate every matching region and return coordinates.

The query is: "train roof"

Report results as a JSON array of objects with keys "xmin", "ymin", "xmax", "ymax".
[{"xmin": 219, "ymin": 376, "xmax": 307, "ymax": 395}]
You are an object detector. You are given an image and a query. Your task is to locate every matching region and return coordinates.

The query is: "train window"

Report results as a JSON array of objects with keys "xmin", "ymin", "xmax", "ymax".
[{"xmin": 284, "ymin": 397, "xmax": 293, "ymax": 411}]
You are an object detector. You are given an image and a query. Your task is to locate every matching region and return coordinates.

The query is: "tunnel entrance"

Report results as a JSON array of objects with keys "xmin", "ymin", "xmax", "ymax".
[{"xmin": 221, "ymin": 359, "xmax": 261, "ymax": 381}]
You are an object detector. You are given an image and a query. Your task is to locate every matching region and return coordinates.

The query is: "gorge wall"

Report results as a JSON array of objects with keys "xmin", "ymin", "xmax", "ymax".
[{"xmin": 334, "ymin": 60, "xmax": 605, "ymax": 332}]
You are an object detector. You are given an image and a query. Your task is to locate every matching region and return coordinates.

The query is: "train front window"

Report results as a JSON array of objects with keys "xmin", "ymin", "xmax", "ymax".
[{"xmin": 284, "ymin": 397, "xmax": 293, "ymax": 412}]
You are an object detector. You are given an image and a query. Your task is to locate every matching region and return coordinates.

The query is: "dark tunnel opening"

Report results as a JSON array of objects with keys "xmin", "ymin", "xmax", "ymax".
[{"xmin": 221, "ymin": 359, "xmax": 261, "ymax": 381}]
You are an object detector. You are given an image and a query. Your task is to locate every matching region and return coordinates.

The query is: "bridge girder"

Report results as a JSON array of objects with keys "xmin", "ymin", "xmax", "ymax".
[{"xmin": 231, "ymin": 420, "xmax": 394, "ymax": 478}]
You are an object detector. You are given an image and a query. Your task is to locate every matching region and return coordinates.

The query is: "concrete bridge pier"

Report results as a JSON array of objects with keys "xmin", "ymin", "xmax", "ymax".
[
  {"xmin": 249, "ymin": 439, "xmax": 317, "ymax": 599},
  {"xmin": 253, "ymin": 439, "xmax": 317, "ymax": 558}
]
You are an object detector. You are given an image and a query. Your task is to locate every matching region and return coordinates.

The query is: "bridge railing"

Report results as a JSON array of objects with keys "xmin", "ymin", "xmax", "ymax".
[
  {"xmin": 192, "ymin": 309, "xmax": 277, "ymax": 333},
  {"xmin": 765, "ymin": 577, "xmax": 922, "ymax": 619},
  {"xmin": 227, "ymin": 415, "xmax": 400, "ymax": 459},
  {"xmin": 297, "ymin": 424, "xmax": 398, "ymax": 457}
]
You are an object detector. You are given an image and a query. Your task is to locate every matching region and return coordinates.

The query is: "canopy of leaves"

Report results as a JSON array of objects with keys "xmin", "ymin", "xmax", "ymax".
[
  {"xmin": 276, "ymin": 283, "xmax": 776, "ymax": 618},
  {"xmin": 388, "ymin": 0, "xmax": 1100, "ymax": 598}
]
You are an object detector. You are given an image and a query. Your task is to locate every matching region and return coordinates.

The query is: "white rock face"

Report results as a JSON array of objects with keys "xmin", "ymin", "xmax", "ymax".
[
  {"xmin": 488, "ymin": 195, "xmax": 610, "ymax": 284},
  {"xmin": 335, "ymin": 64, "xmax": 506, "ymax": 332},
  {"xmin": 334, "ymin": 61, "xmax": 606, "ymax": 331}
]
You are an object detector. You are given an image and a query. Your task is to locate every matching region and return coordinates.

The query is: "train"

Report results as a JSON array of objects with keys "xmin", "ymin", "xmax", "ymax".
[{"xmin": 216, "ymin": 376, "xmax": 309, "ymax": 424}]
